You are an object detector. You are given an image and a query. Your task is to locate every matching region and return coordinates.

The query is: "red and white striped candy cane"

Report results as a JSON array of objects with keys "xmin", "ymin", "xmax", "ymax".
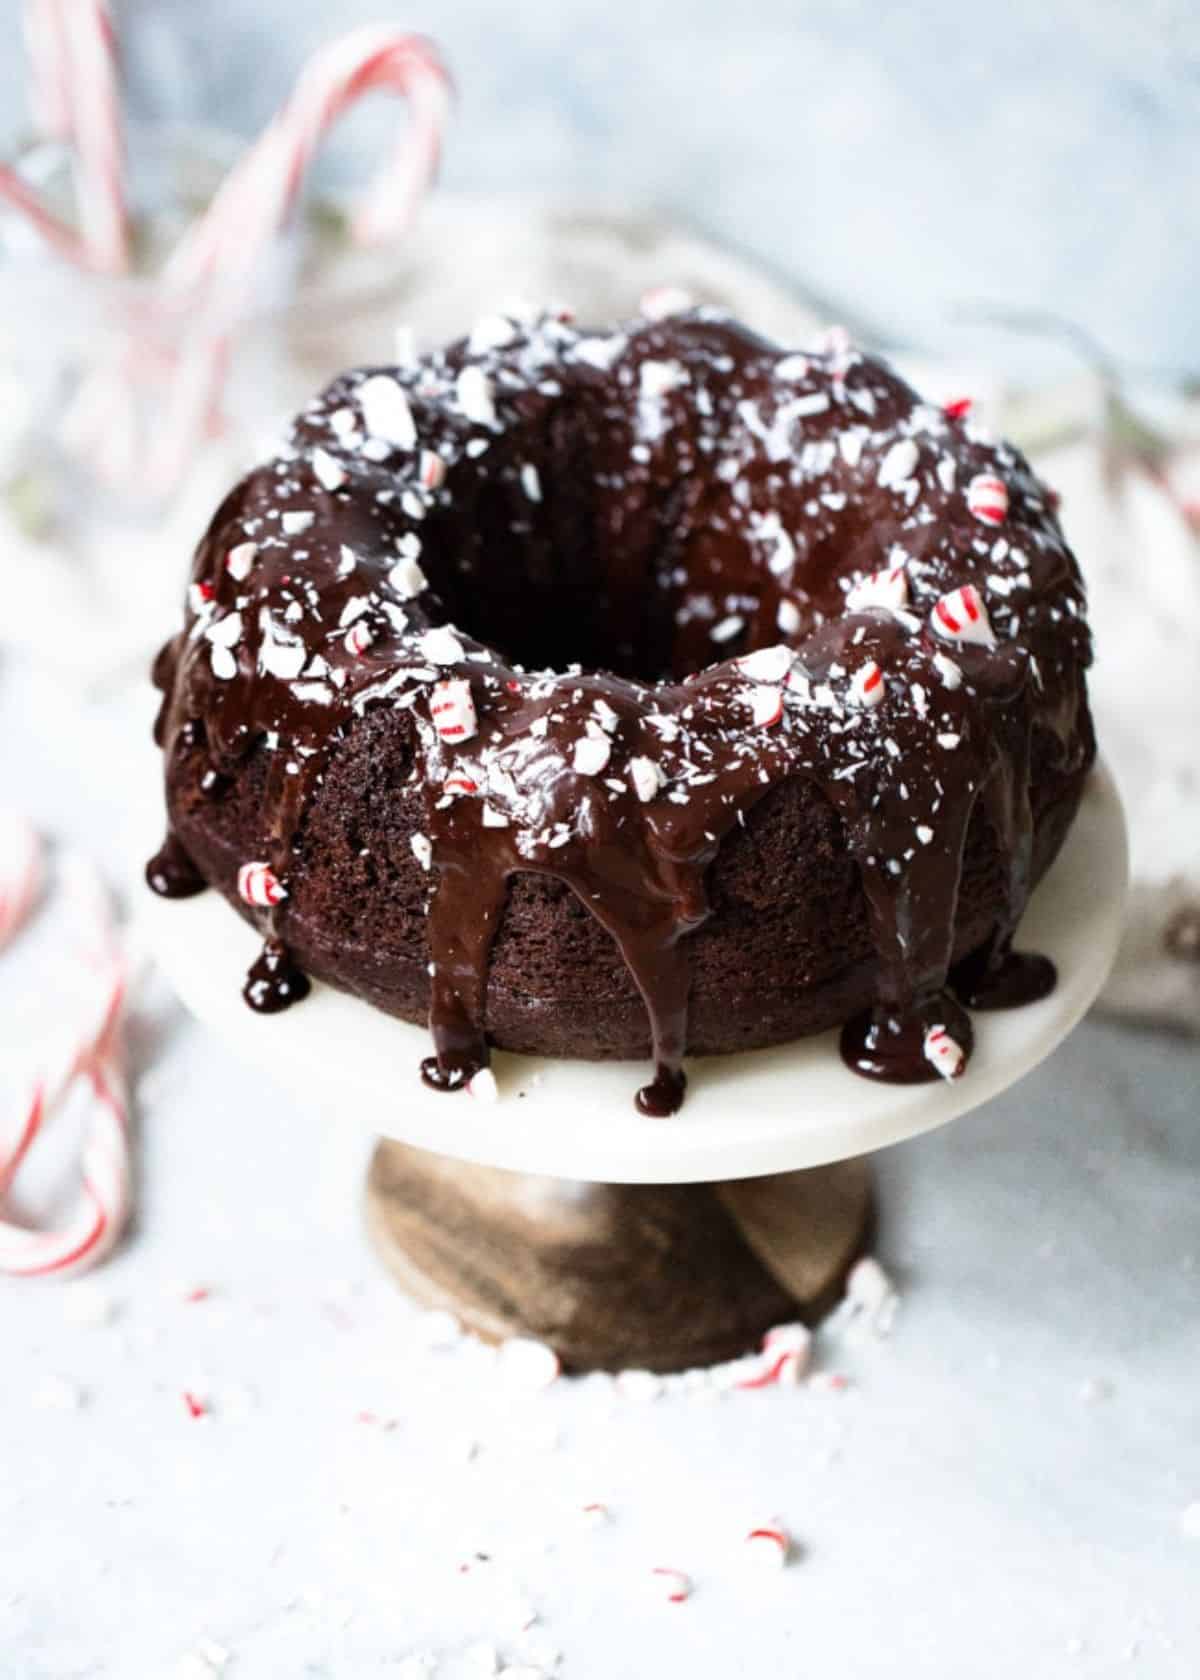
[
  {"xmin": 0, "ymin": 854, "xmax": 132, "ymax": 1279},
  {"xmin": 0, "ymin": 810, "xmax": 43, "ymax": 951},
  {"xmin": 148, "ymin": 26, "xmax": 451, "ymax": 490},
  {"xmin": 22, "ymin": 0, "xmax": 128, "ymax": 274},
  {"xmin": 163, "ymin": 27, "xmax": 451, "ymax": 302},
  {"xmin": 0, "ymin": 160, "xmax": 90, "ymax": 267}
]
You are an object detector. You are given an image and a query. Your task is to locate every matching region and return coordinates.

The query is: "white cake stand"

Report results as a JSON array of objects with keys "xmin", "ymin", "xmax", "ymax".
[{"xmin": 140, "ymin": 764, "xmax": 1127, "ymax": 1370}]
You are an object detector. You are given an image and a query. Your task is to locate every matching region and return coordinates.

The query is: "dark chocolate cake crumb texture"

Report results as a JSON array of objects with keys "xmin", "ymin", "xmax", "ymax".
[{"xmin": 148, "ymin": 306, "xmax": 1094, "ymax": 1111}]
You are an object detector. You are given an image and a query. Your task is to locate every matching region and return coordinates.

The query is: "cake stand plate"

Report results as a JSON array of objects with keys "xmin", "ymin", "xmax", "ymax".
[
  {"xmin": 139, "ymin": 765, "xmax": 1126, "ymax": 1369},
  {"xmin": 139, "ymin": 767, "xmax": 1126, "ymax": 1185}
]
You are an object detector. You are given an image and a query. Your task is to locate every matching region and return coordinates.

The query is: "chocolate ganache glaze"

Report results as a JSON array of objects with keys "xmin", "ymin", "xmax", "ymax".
[{"xmin": 148, "ymin": 307, "xmax": 1094, "ymax": 1113}]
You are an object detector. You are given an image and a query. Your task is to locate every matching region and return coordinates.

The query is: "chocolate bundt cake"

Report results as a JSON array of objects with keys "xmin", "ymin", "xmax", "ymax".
[{"xmin": 148, "ymin": 306, "xmax": 1095, "ymax": 1113}]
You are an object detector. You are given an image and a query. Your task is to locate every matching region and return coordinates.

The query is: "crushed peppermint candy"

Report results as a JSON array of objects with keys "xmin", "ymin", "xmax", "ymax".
[
  {"xmin": 411, "ymin": 833, "xmax": 433, "ymax": 871},
  {"xmin": 848, "ymin": 660, "xmax": 886, "ymax": 708},
  {"xmin": 391, "ymin": 555, "xmax": 428, "ymax": 599},
  {"xmin": 649, "ymin": 1567, "xmax": 692, "ymax": 1604},
  {"xmin": 419, "ymin": 449, "xmax": 447, "ymax": 490},
  {"xmin": 750, "ymin": 686, "xmax": 784, "ymax": 728},
  {"xmin": 468, "ymin": 313, "xmax": 517, "ymax": 354},
  {"xmin": 237, "ymin": 861, "xmax": 285, "ymax": 908},
  {"xmin": 966, "ymin": 472, "xmax": 1009, "ymax": 525},
  {"xmin": 744, "ymin": 1524, "xmax": 792, "ymax": 1569},
  {"xmin": 420, "ymin": 626, "xmax": 465, "ymax": 666},
  {"xmin": 923, "ymin": 1024, "xmax": 966, "ymax": 1079},
  {"xmin": 430, "ymin": 677, "xmax": 477, "ymax": 742},
  {"xmin": 628, "ymin": 756, "xmax": 662, "ymax": 801},
  {"xmin": 736, "ymin": 644, "xmax": 792, "ymax": 683},
  {"xmin": 572, "ymin": 733, "xmax": 612, "ymax": 776},
  {"xmin": 877, "ymin": 437, "xmax": 919, "ymax": 489},
  {"xmin": 847, "ymin": 564, "xmax": 908, "ymax": 613},
  {"xmin": 456, "ymin": 365, "xmax": 497, "ymax": 426},
  {"xmin": 311, "ymin": 447, "xmax": 348, "ymax": 491},
  {"xmin": 359, "ymin": 374, "xmax": 417, "ymax": 447},
  {"xmin": 225, "ymin": 541, "xmax": 257, "ymax": 581},
  {"xmin": 931, "ymin": 585, "xmax": 996, "ymax": 648}
]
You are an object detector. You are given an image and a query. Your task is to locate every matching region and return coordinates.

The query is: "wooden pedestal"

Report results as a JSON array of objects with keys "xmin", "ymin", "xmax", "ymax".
[{"xmin": 365, "ymin": 1142, "xmax": 873, "ymax": 1373}]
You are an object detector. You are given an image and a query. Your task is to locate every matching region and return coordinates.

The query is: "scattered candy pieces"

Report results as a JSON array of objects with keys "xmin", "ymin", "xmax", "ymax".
[
  {"xmin": 762, "ymin": 1321, "xmax": 813, "ymax": 1368},
  {"xmin": 312, "ymin": 446, "xmax": 348, "ymax": 491},
  {"xmin": 345, "ymin": 620, "xmax": 375, "ymax": 657},
  {"xmin": 468, "ymin": 1066, "xmax": 499, "ymax": 1104},
  {"xmin": 237, "ymin": 861, "xmax": 286, "ymax": 908},
  {"xmin": 734, "ymin": 1347, "xmax": 807, "ymax": 1390},
  {"xmin": 419, "ymin": 449, "xmax": 447, "ymax": 490},
  {"xmin": 749, "ymin": 685, "xmax": 784, "ymax": 728},
  {"xmin": 808, "ymin": 1371, "xmax": 852, "ymax": 1393},
  {"xmin": 497, "ymin": 1337, "xmax": 561, "ymax": 1390},
  {"xmin": 226, "ymin": 540, "xmax": 257, "ymax": 580},
  {"xmin": 457, "ymin": 365, "xmax": 497, "ymax": 426},
  {"xmin": 845, "ymin": 1255, "xmax": 899, "ymax": 1333},
  {"xmin": 736, "ymin": 644, "xmax": 792, "ymax": 683},
  {"xmin": 411, "ymin": 834, "xmax": 433, "ymax": 871},
  {"xmin": 359, "ymin": 374, "xmax": 417, "ymax": 448},
  {"xmin": 572, "ymin": 733, "xmax": 612, "ymax": 776},
  {"xmin": 846, "ymin": 1255, "xmax": 893, "ymax": 1314},
  {"xmin": 628, "ymin": 755, "xmax": 662, "ymax": 802},
  {"xmin": 649, "ymin": 1566, "xmax": 692, "ymax": 1604},
  {"xmin": 744, "ymin": 1522, "xmax": 792, "ymax": 1569},
  {"xmin": 848, "ymin": 660, "xmax": 886, "ymax": 708},
  {"xmin": 431, "ymin": 677, "xmax": 478, "ymax": 743},
  {"xmin": 846, "ymin": 564, "xmax": 908, "ymax": 614},
  {"xmin": 923, "ymin": 1023, "xmax": 966, "ymax": 1079},
  {"xmin": 931, "ymin": 584, "xmax": 996, "ymax": 649},
  {"xmin": 966, "ymin": 472, "xmax": 1009, "ymax": 525}
]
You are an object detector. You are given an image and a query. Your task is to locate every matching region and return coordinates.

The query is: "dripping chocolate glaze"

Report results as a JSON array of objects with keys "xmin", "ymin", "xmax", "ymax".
[{"xmin": 149, "ymin": 309, "xmax": 1093, "ymax": 1110}]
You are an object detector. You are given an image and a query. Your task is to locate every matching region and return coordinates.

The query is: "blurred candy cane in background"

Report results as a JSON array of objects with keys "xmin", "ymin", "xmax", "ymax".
[
  {"xmin": 1, "ymin": 10, "xmax": 452, "ymax": 495},
  {"xmin": 7, "ymin": 0, "xmax": 128, "ymax": 274},
  {"xmin": 23, "ymin": 0, "xmax": 129, "ymax": 273},
  {"xmin": 0, "ymin": 838, "xmax": 133, "ymax": 1278},
  {"xmin": 148, "ymin": 25, "xmax": 452, "ymax": 489}
]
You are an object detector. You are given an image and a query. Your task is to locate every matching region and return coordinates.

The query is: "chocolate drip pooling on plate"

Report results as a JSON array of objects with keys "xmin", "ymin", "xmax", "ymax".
[{"xmin": 148, "ymin": 308, "xmax": 1092, "ymax": 1110}]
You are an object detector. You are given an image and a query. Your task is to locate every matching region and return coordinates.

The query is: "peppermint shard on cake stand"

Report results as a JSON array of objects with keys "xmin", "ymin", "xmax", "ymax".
[{"xmin": 141, "ymin": 306, "xmax": 1124, "ymax": 1369}]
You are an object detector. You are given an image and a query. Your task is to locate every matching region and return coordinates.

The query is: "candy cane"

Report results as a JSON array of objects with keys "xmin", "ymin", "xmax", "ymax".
[
  {"xmin": 22, "ymin": 0, "xmax": 72, "ymax": 140},
  {"xmin": 22, "ymin": 0, "xmax": 128, "ymax": 273},
  {"xmin": 0, "ymin": 160, "xmax": 90, "ymax": 266},
  {"xmin": 146, "ymin": 27, "xmax": 452, "ymax": 491},
  {"xmin": 0, "ymin": 855, "xmax": 132, "ymax": 1279},
  {"xmin": 0, "ymin": 811, "xmax": 43, "ymax": 951},
  {"xmin": 163, "ymin": 28, "xmax": 450, "ymax": 303}
]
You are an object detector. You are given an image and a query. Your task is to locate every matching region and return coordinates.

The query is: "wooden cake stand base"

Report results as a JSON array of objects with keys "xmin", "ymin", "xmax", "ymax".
[{"xmin": 366, "ymin": 1143, "xmax": 872, "ymax": 1371}]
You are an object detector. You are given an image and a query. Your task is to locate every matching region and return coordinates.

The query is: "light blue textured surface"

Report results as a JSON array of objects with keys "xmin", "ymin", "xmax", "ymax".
[{"xmin": 1, "ymin": 1, "xmax": 1197, "ymax": 374}]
